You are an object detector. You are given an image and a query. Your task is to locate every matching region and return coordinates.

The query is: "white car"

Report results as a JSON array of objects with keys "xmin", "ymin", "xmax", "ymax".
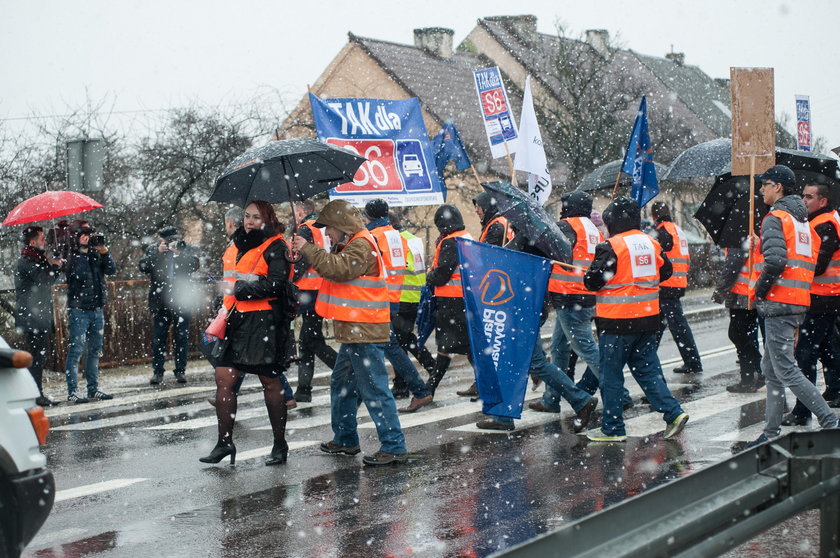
[
  {"xmin": 402, "ymin": 154, "xmax": 424, "ymax": 177},
  {"xmin": 0, "ymin": 336, "xmax": 54, "ymax": 558}
]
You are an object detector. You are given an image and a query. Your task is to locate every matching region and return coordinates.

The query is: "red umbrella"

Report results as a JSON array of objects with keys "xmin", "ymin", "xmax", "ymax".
[{"xmin": 2, "ymin": 191, "xmax": 102, "ymax": 226}]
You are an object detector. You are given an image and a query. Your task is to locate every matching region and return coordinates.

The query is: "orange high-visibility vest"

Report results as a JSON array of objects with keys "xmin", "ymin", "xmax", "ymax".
[
  {"xmin": 595, "ymin": 230, "xmax": 662, "ymax": 320},
  {"xmin": 315, "ymin": 229, "xmax": 390, "ymax": 323},
  {"xmin": 727, "ymin": 247, "xmax": 764, "ymax": 304},
  {"xmin": 548, "ymin": 216, "xmax": 603, "ymax": 296},
  {"xmin": 657, "ymin": 221, "xmax": 690, "ymax": 289},
  {"xmin": 479, "ymin": 215, "xmax": 514, "ymax": 245},
  {"xmin": 294, "ymin": 220, "xmax": 330, "ymax": 291},
  {"xmin": 432, "ymin": 230, "xmax": 473, "ymax": 297},
  {"xmin": 223, "ymin": 234, "xmax": 286, "ymax": 312},
  {"xmin": 369, "ymin": 225, "xmax": 409, "ymax": 304},
  {"xmin": 760, "ymin": 209, "xmax": 816, "ymax": 307},
  {"xmin": 810, "ymin": 210, "xmax": 840, "ymax": 297}
]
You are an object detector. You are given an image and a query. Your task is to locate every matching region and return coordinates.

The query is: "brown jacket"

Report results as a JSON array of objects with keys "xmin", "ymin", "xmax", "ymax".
[{"xmin": 299, "ymin": 200, "xmax": 390, "ymax": 344}]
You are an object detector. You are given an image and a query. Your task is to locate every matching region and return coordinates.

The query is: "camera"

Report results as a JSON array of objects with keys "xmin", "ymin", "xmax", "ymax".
[
  {"xmin": 168, "ymin": 239, "xmax": 186, "ymax": 251},
  {"xmin": 89, "ymin": 234, "xmax": 106, "ymax": 247}
]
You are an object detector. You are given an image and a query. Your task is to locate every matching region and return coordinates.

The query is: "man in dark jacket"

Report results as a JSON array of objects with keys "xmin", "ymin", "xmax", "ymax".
[
  {"xmin": 782, "ymin": 181, "xmax": 840, "ymax": 424},
  {"xmin": 139, "ymin": 226, "xmax": 200, "ymax": 385},
  {"xmin": 64, "ymin": 226, "xmax": 117, "ymax": 403},
  {"xmin": 472, "ymin": 192, "xmax": 512, "ymax": 246},
  {"xmin": 747, "ymin": 166, "xmax": 839, "ymax": 447},
  {"xmin": 583, "ymin": 197, "xmax": 688, "ymax": 442},
  {"xmin": 14, "ymin": 226, "xmax": 63, "ymax": 406},
  {"xmin": 650, "ymin": 202, "xmax": 703, "ymax": 374}
]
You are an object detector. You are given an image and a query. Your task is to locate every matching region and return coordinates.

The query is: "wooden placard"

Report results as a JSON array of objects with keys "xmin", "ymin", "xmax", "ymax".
[{"xmin": 730, "ymin": 67, "xmax": 776, "ymax": 176}]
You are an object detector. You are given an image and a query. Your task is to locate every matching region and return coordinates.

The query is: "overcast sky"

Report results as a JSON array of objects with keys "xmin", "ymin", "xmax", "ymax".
[{"xmin": 2, "ymin": 0, "xmax": 838, "ymax": 154}]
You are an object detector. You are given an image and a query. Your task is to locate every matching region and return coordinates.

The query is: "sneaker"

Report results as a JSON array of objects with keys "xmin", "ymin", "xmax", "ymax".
[
  {"xmin": 68, "ymin": 392, "xmax": 89, "ymax": 404},
  {"xmin": 586, "ymin": 428, "xmax": 627, "ymax": 442},
  {"xmin": 456, "ymin": 382, "xmax": 479, "ymax": 397},
  {"xmin": 35, "ymin": 396, "xmax": 57, "ymax": 407},
  {"xmin": 475, "ymin": 418, "xmax": 515, "ymax": 431},
  {"xmin": 89, "ymin": 390, "xmax": 114, "ymax": 401},
  {"xmin": 362, "ymin": 451, "xmax": 408, "ymax": 466},
  {"xmin": 664, "ymin": 412, "xmax": 689, "ymax": 439},
  {"xmin": 528, "ymin": 401, "xmax": 561, "ymax": 413},
  {"xmin": 293, "ymin": 386, "xmax": 312, "ymax": 403},
  {"xmin": 174, "ymin": 373, "xmax": 187, "ymax": 384},
  {"xmin": 320, "ymin": 441, "xmax": 361, "ymax": 456},
  {"xmin": 673, "ymin": 365, "xmax": 703, "ymax": 374},
  {"xmin": 150, "ymin": 373, "xmax": 163, "ymax": 385},
  {"xmin": 573, "ymin": 397, "xmax": 599, "ymax": 434},
  {"xmin": 780, "ymin": 412, "xmax": 810, "ymax": 426},
  {"xmin": 744, "ymin": 433, "xmax": 769, "ymax": 450}
]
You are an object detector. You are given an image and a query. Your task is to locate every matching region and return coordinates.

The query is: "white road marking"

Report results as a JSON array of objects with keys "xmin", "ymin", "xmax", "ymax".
[
  {"xmin": 232, "ymin": 440, "xmax": 322, "ymax": 461},
  {"xmin": 55, "ymin": 478, "xmax": 147, "ymax": 503}
]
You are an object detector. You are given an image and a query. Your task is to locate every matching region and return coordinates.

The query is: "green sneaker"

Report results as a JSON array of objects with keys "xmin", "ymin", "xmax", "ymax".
[
  {"xmin": 586, "ymin": 428, "xmax": 627, "ymax": 442},
  {"xmin": 664, "ymin": 412, "xmax": 689, "ymax": 439}
]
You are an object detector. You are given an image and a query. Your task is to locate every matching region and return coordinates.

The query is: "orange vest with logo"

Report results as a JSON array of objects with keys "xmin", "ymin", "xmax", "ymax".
[
  {"xmin": 548, "ymin": 216, "xmax": 603, "ymax": 296},
  {"xmin": 432, "ymin": 230, "xmax": 473, "ymax": 297},
  {"xmin": 810, "ymin": 210, "xmax": 840, "ymax": 297},
  {"xmin": 595, "ymin": 230, "xmax": 662, "ymax": 320},
  {"xmin": 294, "ymin": 220, "xmax": 328, "ymax": 291},
  {"xmin": 315, "ymin": 229, "xmax": 390, "ymax": 323},
  {"xmin": 370, "ymin": 225, "xmax": 410, "ymax": 304},
  {"xmin": 479, "ymin": 215, "xmax": 514, "ymax": 245},
  {"xmin": 223, "ymin": 234, "xmax": 286, "ymax": 313},
  {"xmin": 657, "ymin": 221, "xmax": 690, "ymax": 289},
  {"xmin": 727, "ymin": 247, "xmax": 764, "ymax": 305},
  {"xmin": 760, "ymin": 209, "xmax": 816, "ymax": 307}
]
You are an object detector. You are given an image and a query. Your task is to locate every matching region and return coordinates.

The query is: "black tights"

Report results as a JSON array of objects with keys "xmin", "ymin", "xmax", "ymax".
[{"xmin": 213, "ymin": 366, "xmax": 287, "ymax": 447}]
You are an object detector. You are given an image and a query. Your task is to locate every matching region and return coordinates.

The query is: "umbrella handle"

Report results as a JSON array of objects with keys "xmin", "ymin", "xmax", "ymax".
[{"xmin": 285, "ymin": 249, "xmax": 302, "ymax": 263}]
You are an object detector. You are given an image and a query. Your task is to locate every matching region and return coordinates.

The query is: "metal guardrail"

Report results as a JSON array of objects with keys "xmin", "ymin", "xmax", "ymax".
[{"xmin": 493, "ymin": 430, "xmax": 840, "ymax": 558}]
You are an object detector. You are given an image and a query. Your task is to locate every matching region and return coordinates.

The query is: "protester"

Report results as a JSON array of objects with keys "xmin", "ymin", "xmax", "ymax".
[
  {"xmin": 291, "ymin": 200, "xmax": 337, "ymax": 403},
  {"xmin": 425, "ymin": 205, "xmax": 475, "ymax": 396},
  {"xmin": 363, "ymin": 199, "xmax": 432, "ymax": 413},
  {"xmin": 200, "ymin": 201, "xmax": 294, "ymax": 466},
  {"xmin": 291, "ymin": 199, "xmax": 408, "ymax": 466},
  {"xmin": 747, "ymin": 166, "xmax": 839, "ymax": 447},
  {"xmin": 583, "ymin": 197, "xmax": 689, "ymax": 442},
  {"xmin": 782, "ymin": 182, "xmax": 840, "ymax": 424},
  {"xmin": 14, "ymin": 226, "xmax": 63, "ymax": 406},
  {"xmin": 139, "ymin": 225, "xmax": 200, "ymax": 385},
  {"xmin": 389, "ymin": 210, "xmax": 437, "ymax": 388},
  {"xmin": 64, "ymin": 226, "xmax": 117, "ymax": 403},
  {"xmin": 713, "ymin": 245, "xmax": 765, "ymax": 393},
  {"xmin": 650, "ymin": 202, "xmax": 703, "ymax": 374}
]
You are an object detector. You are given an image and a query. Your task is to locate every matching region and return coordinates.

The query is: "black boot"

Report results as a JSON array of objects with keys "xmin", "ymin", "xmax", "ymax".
[
  {"xmin": 199, "ymin": 441, "xmax": 236, "ymax": 465},
  {"xmin": 426, "ymin": 354, "xmax": 452, "ymax": 395},
  {"xmin": 265, "ymin": 440, "xmax": 289, "ymax": 466}
]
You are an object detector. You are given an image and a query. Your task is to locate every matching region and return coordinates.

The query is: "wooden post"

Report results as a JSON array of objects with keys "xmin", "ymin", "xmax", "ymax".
[
  {"xmin": 503, "ymin": 140, "xmax": 518, "ymax": 187},
  {"xmin": 611, "ymin": 171, "xmax": 622, "ymax": 200},
  {"xmin": 747, "ymin": 157, "xmax": 756, "ymax": 310}
]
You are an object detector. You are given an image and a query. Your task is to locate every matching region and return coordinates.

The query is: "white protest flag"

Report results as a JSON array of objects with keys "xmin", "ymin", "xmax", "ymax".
[{"xmin": 513, "ymin": 75, "xmax": 552, "ymax": 205}]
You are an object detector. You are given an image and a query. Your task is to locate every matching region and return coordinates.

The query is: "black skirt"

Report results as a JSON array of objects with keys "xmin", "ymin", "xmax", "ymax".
[{"xmin": 215, "ymin": 307, "xmax": 292, "ymax": 377}]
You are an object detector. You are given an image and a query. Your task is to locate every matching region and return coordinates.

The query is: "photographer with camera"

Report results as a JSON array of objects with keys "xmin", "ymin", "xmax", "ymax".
[
  {"xmin": 139, "ymin": 226, "xmax": 200, "ymax": 385},
  {"xmin": 64, "ymin": 225, "xmax": 117, "ymax": 403}
]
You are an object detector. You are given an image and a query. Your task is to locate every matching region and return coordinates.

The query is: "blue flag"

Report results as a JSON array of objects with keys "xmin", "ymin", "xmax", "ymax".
[
  {"xmin": 456, "ymin": 238, "xmax": 551, "ymax": 418},
  {"xmin": 431, "ymin": 121, "xmax": 472, "ymax": 175},
  {"xmin": 621, "ymin": 96, "xmax": 659, "ymax": 207}
]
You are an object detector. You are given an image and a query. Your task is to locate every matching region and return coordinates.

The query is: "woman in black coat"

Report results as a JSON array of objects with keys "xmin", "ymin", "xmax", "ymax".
[{"xmin": 200, "ymin": 200, "xmax": 295, "ymax": 466}]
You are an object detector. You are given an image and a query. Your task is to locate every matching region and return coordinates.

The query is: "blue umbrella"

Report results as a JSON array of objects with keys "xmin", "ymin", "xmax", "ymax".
[{"xmin": 481, "ymin": 181, "xmax": 571, "ymax": 263}]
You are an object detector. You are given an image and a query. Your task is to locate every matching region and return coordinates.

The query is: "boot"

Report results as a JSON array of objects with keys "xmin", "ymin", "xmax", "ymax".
[
  {"xmin": 265, "ymin": 440, "xmax": 289, "ymax": 466},
  {"xmin": 425, "ymin": 354, "xmax": 451, "ymax": 396}
]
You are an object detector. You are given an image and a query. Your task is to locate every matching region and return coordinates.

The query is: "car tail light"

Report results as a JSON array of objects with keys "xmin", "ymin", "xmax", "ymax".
[
  {"xmin": 0, "ymin": 348, "xmax": 33, "ymax": 369},
  {"xmin": 27, "ymin": 406, "xmax": 49, "ymax": 446}
]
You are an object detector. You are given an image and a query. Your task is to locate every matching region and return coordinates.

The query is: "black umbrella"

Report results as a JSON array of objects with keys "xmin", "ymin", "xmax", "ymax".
[
  {"xmin": 481, "ymin": 181, "xmax": 571, "ymax": 263},
  {"xmin": 577, "ymin": 158, "xmax": 667, "ymax": 192},
  {"xmin": 693, "ymin": 174, "xmax": 768, "ymax": 248},
  {"xmin": 210, "ymin": 137, "xmax": 366, "ymax": 208}
]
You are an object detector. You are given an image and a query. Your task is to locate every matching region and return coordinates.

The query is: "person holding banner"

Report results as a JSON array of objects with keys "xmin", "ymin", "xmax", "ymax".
[
  {"xmin": 650, "ymin": 202, "xmax": 704, "ymax": 375},
  {"xmin": 746, "ymin": 168, "xmax": 839, "ymax": 447},
  {"xmin": 425, "ymin": 205, "xmax": 475, "ymax": 396},
  {"xmin": 363, "ymin": 199, "xmax": 433, "ymax": 413},
  {"xmin": 291, "ymin": 199, "xmax": 408, "ymax": 466},
  {"xmin": 583, "ymin": 197, "xmax": 689, "ymax": 442}
]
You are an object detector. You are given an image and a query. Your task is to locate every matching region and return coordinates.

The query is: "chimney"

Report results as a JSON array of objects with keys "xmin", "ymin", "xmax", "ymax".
[
  {"xmin": 585, "ymin": 29, "xmax": 610, "ymax": 57},
  {"xmin": 665, "ymin": 51, "xmax": 685, "ymax": 66},
  {"xmin": 414, "ymin": 27, "xmax": 454, "ymax": 59},
  {"xmin": 485, "ymin": 15, "xmax": 538, "ymax": 44}
]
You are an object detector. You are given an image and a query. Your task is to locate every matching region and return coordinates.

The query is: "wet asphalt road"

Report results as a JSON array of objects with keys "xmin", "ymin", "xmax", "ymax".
[{"xmin": 24, "ymin": 304, "xmax": 825, "ymax": 557}]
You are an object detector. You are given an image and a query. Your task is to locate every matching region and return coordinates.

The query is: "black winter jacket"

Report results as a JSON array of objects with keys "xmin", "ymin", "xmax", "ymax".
[
  {"xmin": 652, "ymin": 220, "xmax": 684, "ymax": 300},
  {"xmin": 14, "ymin": 247, "xmax": 62, "ymax": 332},
  {"xmin": 66, "ymin": 249, "xmax": 117, "ymax": 310},
  {"xmin": 138, "ymin": 244, "xmax": 200, "ymax": 314},
  {"xmin": 808, "ymin": 206, "xmax": 840, "ymax": 314}
]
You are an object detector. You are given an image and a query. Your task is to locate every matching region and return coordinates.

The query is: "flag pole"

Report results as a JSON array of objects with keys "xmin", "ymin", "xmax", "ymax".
[
  {"xmin": 503, "ymin": 140, "xmax": 518, "ymax": 187},
  {"xmin": 747, "ymin": 156, "xmax": 756, "ymax": 311},
  {"xmin": 611, "ymin": 171, "xmax": 622, "ymax": 200},
  {"xmin": 552, "ymin": 261, "xmax": 584, "ymax": 271},
  {"xmin": 471, "ymin": 165, "xmax": 482, "ymax": 188}
]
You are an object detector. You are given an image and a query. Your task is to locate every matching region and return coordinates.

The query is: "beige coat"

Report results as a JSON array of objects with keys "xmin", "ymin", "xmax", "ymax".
[{"xmin": 299, "ymin": 200, "xmax": 390, "ymax": 344}]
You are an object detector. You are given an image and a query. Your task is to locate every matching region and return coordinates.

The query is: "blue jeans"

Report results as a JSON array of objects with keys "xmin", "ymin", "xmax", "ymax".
[
  {"xmin": 383, "ymin": 326, "xmax": 430, "ymax": 398},
  {"xmin": 545, "ymin": 305, "xmax": 601, "ymax": 405},
  {"xmin": 657, "ymin": 298, "xmax": 702, "ymax": 369},
  {"xmin": 151, "ymin": 308, "xmax": 190, "ymax": 375},
  {"xmin": 330, "ymin": 343, "xmax": 407, "ymax": 454},
  {"xmin": 599, "ymin": 331, "xmax": 684, "ymax": 436},
  {"xmin": 492, "ymin": 335, "xmax": 593, "ymax": 426},
  {"xmin": 65, "ymin": 308, "xmax": 105, "ymax": 396}
]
